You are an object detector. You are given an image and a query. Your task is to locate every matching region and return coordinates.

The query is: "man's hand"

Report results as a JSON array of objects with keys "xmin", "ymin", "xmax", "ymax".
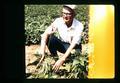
[
  {"xmin": 52, "ymin": 59, "xmax": 65, "ymax": 72},
  {"xmin": 36, "ymin": 54, "xmax": 45, "ymax": 68}
]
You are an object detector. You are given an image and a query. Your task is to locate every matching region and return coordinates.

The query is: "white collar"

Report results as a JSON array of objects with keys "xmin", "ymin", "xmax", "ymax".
[{"xmin": 61, "ymin": 17, "xmax": 76, "ymax": 29}]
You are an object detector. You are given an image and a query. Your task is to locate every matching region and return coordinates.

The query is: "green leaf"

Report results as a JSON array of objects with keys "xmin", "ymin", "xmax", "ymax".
[
  {"xmin": 72, "ymin": 59, "xmax": 80, "ymax": 66},
  {"xmin": 59, "ymin": 63, "xmax": 71, "ymax": 72}
]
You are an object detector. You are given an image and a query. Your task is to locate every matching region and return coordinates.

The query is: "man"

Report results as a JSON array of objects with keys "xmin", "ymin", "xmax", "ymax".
[{"xmin": 39, "ymin": 5, "xmax": 84, "ymax": 71}]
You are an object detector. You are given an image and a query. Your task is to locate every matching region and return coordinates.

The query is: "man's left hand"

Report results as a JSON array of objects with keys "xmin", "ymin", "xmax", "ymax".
[{"xmin": 52, "ymin": 59, "xmax": 65, "ymax": 72}]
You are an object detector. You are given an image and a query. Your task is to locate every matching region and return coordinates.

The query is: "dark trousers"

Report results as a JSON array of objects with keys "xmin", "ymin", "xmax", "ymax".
[{"xmin": 46, "ymin": 35, "xmax": 82, "ymax": 55}]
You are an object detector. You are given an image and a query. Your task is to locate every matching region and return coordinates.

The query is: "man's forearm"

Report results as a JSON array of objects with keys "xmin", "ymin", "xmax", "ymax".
[
  {"xmin": 40, "ymin": 33, "xmax": 49, "ymax": 55},
  {"xmin": 61, "ymin": 42, "xmax": 76, "ymax": 61}
]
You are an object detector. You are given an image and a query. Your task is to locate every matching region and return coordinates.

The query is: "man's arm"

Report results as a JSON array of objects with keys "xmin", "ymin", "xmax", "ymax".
[
  {"xmin": 40, "ymin": 23, "xmax": 57, "ymax": 54},
  {"xmin": 61, "ymin": 42, "xmax": 76, "ymax": 61},
  {"xmin": 52, "ymin": 42, "xmax": 76, "ymax": 71}
]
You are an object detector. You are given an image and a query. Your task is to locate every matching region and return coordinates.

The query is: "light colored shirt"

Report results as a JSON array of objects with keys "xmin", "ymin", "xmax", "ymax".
[{"xmin": 45, "ymin": 17, "xmax": 84, "ymax": 45}]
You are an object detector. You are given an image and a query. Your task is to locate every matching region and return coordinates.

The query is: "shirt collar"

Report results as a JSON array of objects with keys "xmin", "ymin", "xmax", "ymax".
[
  {"xmin": 62, "ymin": 17, "xmax": 76, "ymax": 29},
  {"xmin": 70, "ymin": 18, "xmax": 76, "ymax": 29}
]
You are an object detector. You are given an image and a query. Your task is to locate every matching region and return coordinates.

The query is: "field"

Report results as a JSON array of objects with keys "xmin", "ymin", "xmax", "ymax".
[
  {"xmin": 25, "ymin": 5, "xmax": 89, "ymax": 79},
  {"xmin": 25, "ymin": 44, "xmax": 90, "ymax": 79}
]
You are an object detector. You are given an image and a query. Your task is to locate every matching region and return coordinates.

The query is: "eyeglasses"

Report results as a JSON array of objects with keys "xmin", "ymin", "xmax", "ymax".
[{"xmin": 62, "ymin": 12, "xmax": 73, "ymax": 16}]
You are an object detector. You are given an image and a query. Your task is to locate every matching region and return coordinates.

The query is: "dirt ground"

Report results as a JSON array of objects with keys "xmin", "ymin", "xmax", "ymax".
[
  {"xmin": 25, "ymin": 44, "xmax": 92, "ymax": 74},
  {"xmin": 25, "ymin": 44, "xmax": 52, "ymax": 73},
  {"xmin": 25, "ymin": 45, "xmax": 40, "ymax": 73}
]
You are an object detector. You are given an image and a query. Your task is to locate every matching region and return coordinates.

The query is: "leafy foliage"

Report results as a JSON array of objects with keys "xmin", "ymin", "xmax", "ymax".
[
  {"xmin": 26, "ymin": 51, "xmax": 88, "ymax": 79},
  {"xmin": 25, "ymin": 5, "xmax": 89, "ymax": 45}
]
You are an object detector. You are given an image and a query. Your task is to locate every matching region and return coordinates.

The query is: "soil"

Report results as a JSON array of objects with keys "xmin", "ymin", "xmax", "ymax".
[
  {"xmin": 25, "ymin": 44, "xmax": 51, "ymax": 73},
  {"xmin": 25, "ymin": 45, "xmax": 41, "ymax": 73},
  {"xmin": 25, "ymin": 44, "xmax": 90, "ymax": 74}
]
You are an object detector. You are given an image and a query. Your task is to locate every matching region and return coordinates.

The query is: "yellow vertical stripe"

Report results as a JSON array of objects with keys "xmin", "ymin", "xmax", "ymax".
[{"xmin": 88, "ymin": 5, "xmax": 115, "ymax": 78}]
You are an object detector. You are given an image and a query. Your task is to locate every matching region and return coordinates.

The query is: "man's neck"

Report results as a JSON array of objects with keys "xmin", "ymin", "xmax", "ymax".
[{"xmin": 66, "ymin": 20, "xmax": 73, "ymax": 28}]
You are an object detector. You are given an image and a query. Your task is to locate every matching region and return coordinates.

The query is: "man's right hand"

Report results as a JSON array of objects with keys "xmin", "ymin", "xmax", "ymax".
[{"xmin": 36, "ymin": 54, "xmax": 45, "ymax": 68}]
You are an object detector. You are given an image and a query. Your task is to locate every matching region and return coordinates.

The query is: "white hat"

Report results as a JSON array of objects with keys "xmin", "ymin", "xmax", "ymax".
[{"xmin": 64, "ymin": 5, "xmax": 77, "ymax": 10}]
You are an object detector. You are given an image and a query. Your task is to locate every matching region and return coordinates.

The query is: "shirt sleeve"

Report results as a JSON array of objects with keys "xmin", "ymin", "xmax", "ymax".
[
  {"xmin": 72, "ymin": 23, "xmax": 84, "ymax": 45},
  {"xmin": 51, "ymin": 18, "xmax": 59, "ymax": 28},
  {"xmin": 44, "ymin": 19, "xmax": 58, "ymax": 35}
]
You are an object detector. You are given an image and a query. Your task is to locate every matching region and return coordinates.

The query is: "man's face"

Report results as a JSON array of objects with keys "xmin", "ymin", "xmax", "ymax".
[{"xmin": 62, "ymin": 8, "xmax": 74, "ymax": 24}]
